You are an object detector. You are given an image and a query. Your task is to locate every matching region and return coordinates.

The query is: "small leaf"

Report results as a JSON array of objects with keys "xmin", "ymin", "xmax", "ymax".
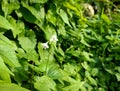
[
  {"xmin": 80, "ymin": 34, "xmax": 90, "ymax": 47},
  {"xmin": 91, "ymin": 68, "xmax": 99, "ymax": 76},
  {"xmin": 82, "ymin": 51, "xmax": 93, "ymax": 62}
]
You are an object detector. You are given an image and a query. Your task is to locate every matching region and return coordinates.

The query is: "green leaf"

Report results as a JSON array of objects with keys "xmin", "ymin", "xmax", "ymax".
[
  {"xmin": 21, "ymin": 1, "xmax": 41, "ymax": 22},
  {"xmin": 63, "ymin": 63, "xmax": 79, "ymax": 76},
  {"xmin": 101, "ymin": 14, "xmax": 111, "ymax": 24},
  {"xmin": 26, "ymin": 49, "xmax": 39, "ymax": 64},
  {"xmin": 58, "ymin": 9, "xmax": 71, "ymax": 27},
  {"xmin": 105, "ymin": 68, "xmax": 114, "ymax": 75},
  {"xmin": 115, "ymin": 67, "xmax": 120, "ymax": 73},
  {"xmin": 81, "ymin": 51, "xmax": 93, "ymax": 62},
  {"xmin": 0, "ymin": 56, "xmax": 13, "ymax": 82},
  {"xmin": 64, "ymin": 2, "xmax": 80, "ymax": 16},
  {"xmin": 46, "ymin": 10, "xmax": 57, "ymax": 26},
  {"xmin": 38, "ymin": 42, "xmax": 50, "ymax": 60},
  {"xmin": 115, "ymin": 73, "xmax": 120, "ymax": 81},
  {"xmin": 81, "ymin": 62, "xmax": 91, "ymax": 70},
  {"xmin": 87, "ymin": 76, "xmax": 97, "ymax": 86},
  {"xmin": 29, "ymin": 0, "xmax": 48, "ymax": 3},
  {"xmin": 0, "ymin": 83, "xmax": 29, "ymax": 91},
  {"xmin": 9, "ymin": 17, "xmax": 24, "ymax": 38},
  {"xmin": 2, "ymin": 0, "xmax": 20, "ymax": 16},
  {"xmin": 12, "ymin": 67, "xmax": 28, "ymax": 84},
  {"xmin": 0, "ymin": 56, "xmax": 13, "ymax": 75},
  {"xmin": 62, "ymin": 82, "xmax": 85, "ymax": 91},
  {"xmin": 20, "ymin": 6, "xmax": 37, "ymax": 23},
  {"xmin": 80, "ymin": 34, "xmax": 90, "ymax": 47},
  {"xmin": 0, "ymin": 44, "xmax": 21, "ymax": 67},
  {"xmin": 91, "ymin": 68, "xmax": 99, "ymax": 76},
  {"xmin": 34, "ymin": 76, "xmax": 56, "ymax": 91},
  {"xmin": 0, "ymin": 34, "xmax": 17, "ymax": 50},
  {"xmin": 47, "ymin": 64, "xmax": 64, "ymax": 79},
  {"xmin": 0, "ymin": 15, "xmax": 14, "ymax": 30},
  {"xmin": 44, "ymin": 25, "xmax": 56, "ymax": 40},
  {"xmin": 18, "ymin": 30, "xmax": 36, "ymax": 51}
]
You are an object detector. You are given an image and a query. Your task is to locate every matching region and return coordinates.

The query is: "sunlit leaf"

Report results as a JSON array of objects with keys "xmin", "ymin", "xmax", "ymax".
[
  {"xmin": 0, "ymin": 83, "xmax": 29, "ymax": 91},
  {"xmin": 47, "ymin": 64, "xmax": 64, "ymax": 79},
  {"xmin": 29, "ymin": 0, "xmax": 48, "ymax": 3},
  {"xmin": 115, "ymin": 73, "xmax": 120, "ymax": 81},
  {"xmin": 0, "ymin": 56, "xmax": 13, "ymax": 82},
  {"xmin": 18, "ymin": 30, "xmax": 36, "ymax": 51},
  {"xmin": 0, "ymin": 44, "xmax": 21, "ymax": 67},
  {"xmin": 58, "ymin": 9, "xmax": 71, "ymax": 27},
  {"xmin": 9, "ymin": 17, "xmax": 24, "ymax": 38},
  {"xmin": 101, "ymin": 14, "xmax": 111, "ymax": 24},
  {"xmin": 0, "ymin": 34, "xmax": 17, "ymax": 50},
  {"xmin": 0, "ymin": 15, "xmax": 14, "ymax": 30},
  {"xmin": 34, "ymin": 76, "xmax": 56, "ymax": 91},
  {"xmin": 62, "ymin": 82, "xmax": 85, "ymax": 91},
  {"xmin": 2, "ymin": 0, "xmax": 20, "ymax": 16},
  {"xmin": 87, "ymin": 76, "xmax": 97, "ymax": 86}
]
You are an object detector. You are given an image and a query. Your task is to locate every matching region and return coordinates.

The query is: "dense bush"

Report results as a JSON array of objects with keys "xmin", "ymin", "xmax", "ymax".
[{"xmin": 0, "ymin": 0, "xmax": 120, "ymax": 91}]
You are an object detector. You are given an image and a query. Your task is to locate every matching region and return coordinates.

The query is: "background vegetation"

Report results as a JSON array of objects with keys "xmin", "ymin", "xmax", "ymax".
[{"xmin": 0, "ymin": 0, "xmax": 120, "ymax": 91}]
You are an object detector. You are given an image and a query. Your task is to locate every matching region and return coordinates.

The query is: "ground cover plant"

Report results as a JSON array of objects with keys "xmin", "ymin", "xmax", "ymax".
[{"xmin": 0, "ymin": 0, "xmax": 120, "ymax": 91}]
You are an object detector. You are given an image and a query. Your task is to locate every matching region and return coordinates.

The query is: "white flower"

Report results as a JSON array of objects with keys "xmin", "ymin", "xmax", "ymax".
[
  {"xmin": 41, "ymin": 42, "xmax": 49, "ymax": 49},
  {"xmin": 50, "ymin": 35, "xmax": 58, "ymax": 42}
]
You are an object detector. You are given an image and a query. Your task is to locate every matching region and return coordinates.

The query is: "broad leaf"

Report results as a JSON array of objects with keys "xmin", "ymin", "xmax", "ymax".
[
  {"xmin": 0, "ymin": 15, "xmax": 13, "ymax": 30},
  {"xmin": 62, "ymin": 82, "xmax": 85, "ymax": 91},
  {"xmin": 0, "ymin": 83, "xmax": 29, "ymax": 91},
  {"xmin": 29, "ymin": 0, "xmax": 48, "ymax": 3},
  {"xmin": 0, "ymin": 44, "xmax": 21, "ymax": 67},
  {"xmin": 0, "ymin": 56, "xmax": 13, "ymax": 82},
  {"xmin": 9, "ymin": 17, "xmax": 24, "ymax": 38},
  {"xmin": 38, "ymin": 42, "xmax": 50, "ymax": 60},
  {"xmin": 2, "ymin": 0, "xmax": 20, "ymax": 16},
  {"xmin": 47, "ymin": 64, "xmax": 64, "ymax": 79},
  {"xmin": 0, "ymin": 34, "xmax": 17, "ymax": 50},
  {"xmin": 115, "ymin": 73, "xmax": 120, "ymax": 81},
  {"xmin": 58, "ymin": 9, "xmax": 71, "ymax": 27},
  {"xmin": 101, "ymin": 14, "xmax": 111, "ymax": 24},
  {"xmin": 21, "ymin": 2, "xmax": 41, "ymax": 22},
  {"xmin": 18, "ymin": 30, "xmax": 36, "ymax": 51},
  {"xmin": 34, "ymin": 76, "xmax": 56, "ymax": 91}
]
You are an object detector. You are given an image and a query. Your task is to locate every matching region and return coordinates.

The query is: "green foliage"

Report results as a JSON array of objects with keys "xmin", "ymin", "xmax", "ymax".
[{"xmin": 0, "ymin": 0, "xmax": 120, "ymax": 91}]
